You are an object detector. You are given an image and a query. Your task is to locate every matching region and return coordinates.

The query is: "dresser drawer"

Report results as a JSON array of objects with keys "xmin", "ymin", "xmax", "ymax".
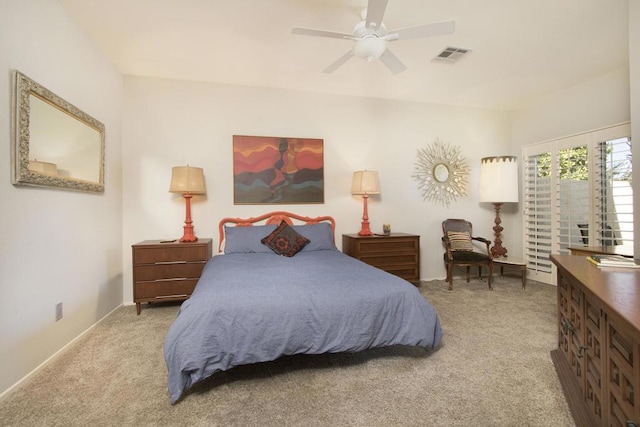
[
  {"xmin": 356, "ymin": 253, "xmax": 418, "ymax": 268},
  {"xmin": 342, "ymin": 233, "xmax": 420, "ymax": 282},
  {"xmin": 133, "ymin": 262, "xmax": 206, "ymax": 281},
  {"xmin": 135, "ymin": 279, "xmax": 199, "ymax": 299},
  {"xmin": 132, "ymin": 239, "xmax": 212, "ymax": 314},
  {"xmin": 353, "ymin": 238, "xmax": 419, "ymax": 254},
  {"xmin": 133, "ymin": 245, "xmax": 208, "ymax": 264}
]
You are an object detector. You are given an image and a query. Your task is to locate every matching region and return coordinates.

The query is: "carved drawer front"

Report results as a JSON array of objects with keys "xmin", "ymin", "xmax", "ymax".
[
  {"xmin": 608, "ymin": 319, "xmax": 636, "ymax": 426},
  {"xmin": 586, "ymin": 378, "xmax": 603, "ymax": 423}
]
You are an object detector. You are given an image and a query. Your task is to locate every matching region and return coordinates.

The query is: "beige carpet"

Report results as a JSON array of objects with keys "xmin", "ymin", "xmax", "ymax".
[{"xmin": 0, "ymin": 276, "xmax": 574, "ymax": 426}]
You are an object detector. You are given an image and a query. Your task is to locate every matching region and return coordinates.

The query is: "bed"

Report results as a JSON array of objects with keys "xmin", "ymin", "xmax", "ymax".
[{"xmin": 163, "ymin": 211, "xmax": 443, "ymax": 403}]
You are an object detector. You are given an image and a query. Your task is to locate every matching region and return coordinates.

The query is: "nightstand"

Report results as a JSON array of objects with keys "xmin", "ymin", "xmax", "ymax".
[
  {"xmin": 342, "ymin": 233, "xmax": 420, "ymax": 282},
  {"xmin": 132, "ymin": 239, "xmax": 212, "ymax": 314}
]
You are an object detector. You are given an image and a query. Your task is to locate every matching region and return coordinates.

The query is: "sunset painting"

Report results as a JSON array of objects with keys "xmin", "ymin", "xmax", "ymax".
[{"xmin": 233, "ymin": 135, "xmax": 324, "ymax": 204}]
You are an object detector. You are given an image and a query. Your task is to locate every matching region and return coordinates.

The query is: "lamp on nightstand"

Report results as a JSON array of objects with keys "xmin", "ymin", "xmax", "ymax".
[
  {"xmin": 169, "ymin": 165, "xmax": 206, "ymax": 242},
  {"xmin": 351, "ymin": 170, "xmax": 380, "ymax": 236},
  {"xmin": 479, "ymin": 156, "xmax": 519, "ymax": 258}
]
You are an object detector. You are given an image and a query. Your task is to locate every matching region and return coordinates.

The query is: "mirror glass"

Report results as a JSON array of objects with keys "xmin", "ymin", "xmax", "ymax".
[
  {"xmin": 12, "ymin": 71, "xmax": 105, "ymax": 193},
  {"xmin": 433, "ymin": 163, "xmax": 449, "ymax": 183}
]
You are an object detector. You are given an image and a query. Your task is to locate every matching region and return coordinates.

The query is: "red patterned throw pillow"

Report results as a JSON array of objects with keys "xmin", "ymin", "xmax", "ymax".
[{"xmin": 261, "ymin": 220, "xmax": 310, "ymax": 257}]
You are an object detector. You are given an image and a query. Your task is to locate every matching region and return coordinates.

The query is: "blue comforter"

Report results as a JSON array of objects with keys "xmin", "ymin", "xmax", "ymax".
[{"xmin": 164, "ymin": 249, "xmax": 443, "ymax": 403}]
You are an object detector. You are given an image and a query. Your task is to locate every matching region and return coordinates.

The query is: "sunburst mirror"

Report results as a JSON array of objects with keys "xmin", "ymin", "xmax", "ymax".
[{"xmin": 412, "ymin": 139, "xmax": 470, "ymax": 207}]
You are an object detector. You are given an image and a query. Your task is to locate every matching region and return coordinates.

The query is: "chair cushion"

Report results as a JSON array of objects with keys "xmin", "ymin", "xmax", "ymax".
[
  {"xmin": 444, "ymin": 251, "xmax": 491, "ymax": 263},
  {"xmin": 447, "ymin": 231, "xmax": 473, "ymax": 251}
]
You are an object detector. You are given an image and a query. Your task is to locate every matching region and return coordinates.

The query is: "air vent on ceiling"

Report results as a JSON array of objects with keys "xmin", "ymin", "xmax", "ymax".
[{"xmin": 432, "ymin": 47, "xmax": 471, "ymax": 64}]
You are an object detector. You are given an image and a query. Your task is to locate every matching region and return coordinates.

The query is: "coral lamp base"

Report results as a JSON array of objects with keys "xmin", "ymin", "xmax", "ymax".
[{"xmin": 179, "ymin": 193, "xmax": 199, "ymax": 242}]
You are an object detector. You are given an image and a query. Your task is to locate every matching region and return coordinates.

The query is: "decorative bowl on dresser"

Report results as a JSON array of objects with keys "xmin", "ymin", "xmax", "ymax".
[
  {"xmin": 342, "ymin": 233, "xmax": 420, "ymax": 283},
  {"xmin": 132, "ymin": 239, "xmax": 212, "ymax": 314}
]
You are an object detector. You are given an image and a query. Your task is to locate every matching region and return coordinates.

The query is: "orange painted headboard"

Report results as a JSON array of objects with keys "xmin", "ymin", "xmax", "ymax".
[{"xmin": 217, "ymin": 211, "xmax": 336, "ymax": 253}]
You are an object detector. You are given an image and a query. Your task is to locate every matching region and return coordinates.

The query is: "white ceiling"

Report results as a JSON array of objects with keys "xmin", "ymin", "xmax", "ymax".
[{"xmin": 59, "ymin": 0, "xmax": 630, "ymax": 110}]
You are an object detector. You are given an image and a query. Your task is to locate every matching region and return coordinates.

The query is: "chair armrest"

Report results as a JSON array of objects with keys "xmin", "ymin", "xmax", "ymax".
[
  {"xmin": 472, "ymin": 236, "xmax": 490, "ymax": 244},
  {"xmin": 472, "ymin": 236, "xmax": 492, "ymax": 257}
]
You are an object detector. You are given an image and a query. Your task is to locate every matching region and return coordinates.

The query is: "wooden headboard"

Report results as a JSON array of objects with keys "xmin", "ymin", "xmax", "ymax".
[{"xmin": 217, "ymin": 211, "xmax": 336, "ymax": 253}]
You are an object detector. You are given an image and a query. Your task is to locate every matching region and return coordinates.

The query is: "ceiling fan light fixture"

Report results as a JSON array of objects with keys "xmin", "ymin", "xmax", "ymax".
[{"xmin": 353, "ymin": 37, "xmax": 387, "ymax": 61}]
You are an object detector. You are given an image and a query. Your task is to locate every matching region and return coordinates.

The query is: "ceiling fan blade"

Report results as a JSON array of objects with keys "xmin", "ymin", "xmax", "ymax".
[
  {"xmin": 389, "ymin": 20, "xmax": 455, "ymax": 40},
  {"xmin": 365, "ymin": 0, "xmax": 389, "ymax": 31},
  {"xmin": 292, "ymin": 27, "xmax": 354, "ymax": 40},
  {"xmin": 322, "ymin": 50, "xmax": 354, "ymax": 73},
  {"xmin": 379, "ymin": 49, "xmax": 407, "ymax": 74}
]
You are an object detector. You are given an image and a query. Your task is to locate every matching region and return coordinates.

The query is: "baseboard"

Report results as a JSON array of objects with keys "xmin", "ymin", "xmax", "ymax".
[{"xmin": 0, "ymin": 303, "xmax": 123, "ymax": 401}]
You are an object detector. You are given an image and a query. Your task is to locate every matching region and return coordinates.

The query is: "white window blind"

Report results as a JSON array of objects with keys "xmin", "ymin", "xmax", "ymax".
[
  {"xmin": 556, "ymin": 135, "xmax": 591, "ymax": 255},
  {"xmin": 523, "ymin": 146, "xmax": 553, "ymax": 283},
  {"xmin": 593, "ymin": 136, "xmax": 633, "ymax": 247},
  {"xmin": 522, "ymin": 123, "xmax": 632, "ymax": 285}
]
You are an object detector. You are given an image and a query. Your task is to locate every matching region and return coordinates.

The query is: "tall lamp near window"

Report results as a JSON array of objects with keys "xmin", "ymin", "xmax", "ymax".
[
  {"xmin": 169, "ymin": 165, "xmax": 206, "ymax": 242},
  {"xmin": 479, "ymin": 156, "xmax": 519, "ymax": 258}
]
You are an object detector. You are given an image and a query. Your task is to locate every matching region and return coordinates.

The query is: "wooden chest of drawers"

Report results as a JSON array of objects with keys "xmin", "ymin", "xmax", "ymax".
[
  {"xmin": 550, "ymin": 254, "xmax": 640, "ymax": 426},
  {"xmin": 342, "ymin": 233, "xmax": 420, "ymax": 282},
  {"xmin": 132, "ymin": 239, "xmax": 212, "ymax": 314}
]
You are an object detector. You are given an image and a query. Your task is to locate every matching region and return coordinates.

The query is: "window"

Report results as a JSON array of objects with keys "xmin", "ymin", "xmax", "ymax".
[{"xmin": 523, "ymin": 123, "xmax": 632, "ymax": 284}]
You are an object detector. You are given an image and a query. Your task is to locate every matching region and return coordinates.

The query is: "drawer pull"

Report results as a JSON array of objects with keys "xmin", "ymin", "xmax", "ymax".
[
  {"xmin": 155, "ymin": 261, "xmax": 187, "ymax": 265},
  {"xmin": 561, "ymin": 316, "xmax": 575, "ymax": 334},
  {"xmin": 155, "ymin": 294, "xmax": 188, "ymax": 299},
  {"xmin": 155, "ymin": 277, "xmax": 187, "ymax": 282},
  {"xmin": 577, "ymin": 345, "xmax": 590, "ymax": 359}
]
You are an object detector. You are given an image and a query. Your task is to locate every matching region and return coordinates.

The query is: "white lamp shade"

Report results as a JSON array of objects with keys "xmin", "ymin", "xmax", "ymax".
[
  {"xmin": 351, "ymin": 170, "xmax": 381, "ymax": 195},
  {"xmin": 169, "ymin": 166, "xmax": 206, "ymax": 194},
  {"xmin": 479, "ymin": 156, "xmax": 518, "ymax": 203}
]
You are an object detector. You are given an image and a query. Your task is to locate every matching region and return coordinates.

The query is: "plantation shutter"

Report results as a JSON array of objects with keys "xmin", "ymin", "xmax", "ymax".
[
  {"xmin": 522, "ymin": 123, "xmax": 632, "ymax": 285},
  {"xmin": 592, "ymin": 126, "xmax": 633, "ymax": 247},
  {"xmin": 555, "ymin": 134, "xmax": 591, "ymax": 255},
  {"xmin": 523, "ymin": 143, "xmax": 553, "ymax": 283}
]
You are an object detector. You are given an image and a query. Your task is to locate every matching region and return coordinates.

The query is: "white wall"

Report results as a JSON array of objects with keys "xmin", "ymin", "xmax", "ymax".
[
  {"xmin": 510, "ymin": 67, "xmax": 631, "ymax": 261},
  {"xmin": 0, "ymin": 0, "xmax": 123, "ymax": 396},
  {"xmin": 511, "ymin": 68, "xmax": 630, "ymax": 146},
  {"xmin": 122, "ymin": 76, "xmax": 512, "ymax": 302},
  {"xmin": 630, "ymin": 1, "xmax": 640, "ymax": 259}
]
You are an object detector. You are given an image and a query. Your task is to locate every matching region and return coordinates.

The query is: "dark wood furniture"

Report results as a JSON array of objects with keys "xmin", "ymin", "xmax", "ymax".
[
  {"xmin": 342, "ymin": 233, "xmax": 420, "ymax": 282},
  {"xmin": 568, "ymin": 245, "xmax": 634, "ymax": 258},
  {"xmin": 441, "ymin": 219, "xmax": 493, "ymax": 291},
  {"xmin": 132, "ymin": 239, "xmax": 212, "ymax": 314},
  {"xmin": 550, "ymin": 254, "xmax": 640, "ymax": 426}
]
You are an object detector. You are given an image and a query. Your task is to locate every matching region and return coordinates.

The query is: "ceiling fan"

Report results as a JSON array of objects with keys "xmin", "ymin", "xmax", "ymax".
[{"xmin": 291, "ymin": 0, "xmax": 455, "ymax": 74}]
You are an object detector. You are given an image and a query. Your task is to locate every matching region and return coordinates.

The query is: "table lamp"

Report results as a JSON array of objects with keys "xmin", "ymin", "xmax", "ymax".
[
  {"xmin": 169, "ymin": 165, "xmax": 206, "ymax": 242},
  {"xmin": 351, "ymin": 170, "xmax": 380, "ymax": 236},
  {"xmin": 479, "ymin": 156, "xmax": 518, "ymax": 258}
]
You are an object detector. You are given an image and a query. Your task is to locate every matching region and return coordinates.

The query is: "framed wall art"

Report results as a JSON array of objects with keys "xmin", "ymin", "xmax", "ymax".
[{"xmin": 233, "ymin": 135, "xmax": 324, "ymax": 204}]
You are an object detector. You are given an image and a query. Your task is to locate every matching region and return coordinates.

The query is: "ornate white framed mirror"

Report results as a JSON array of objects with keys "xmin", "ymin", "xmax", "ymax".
[
  {"xmin": 412, "ymin": 138, "xmax": 470, "ymax": 206},
  {"xmin": 11, "ymin": 70, "xmax": 105, "ymax": 193}
]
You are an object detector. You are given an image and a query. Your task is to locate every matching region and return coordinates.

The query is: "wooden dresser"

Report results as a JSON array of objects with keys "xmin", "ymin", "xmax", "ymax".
[
  {"xmin": 550, "ymin": 254, "xmax": 640, "ymax": 426},
  {"xmin": 132, "ymin": 239, "xmax": 212, "ymax": 314},
  {"xmin": 342, "ymin": 233, "xmax": 420, "ymax": 282}
]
